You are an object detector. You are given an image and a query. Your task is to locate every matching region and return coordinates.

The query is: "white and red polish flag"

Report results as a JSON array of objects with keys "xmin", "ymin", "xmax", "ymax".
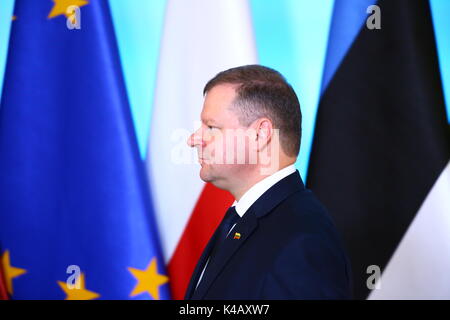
[{"xmin": 146, "ymin": 0, "xmax": 257, "ymax": 299}]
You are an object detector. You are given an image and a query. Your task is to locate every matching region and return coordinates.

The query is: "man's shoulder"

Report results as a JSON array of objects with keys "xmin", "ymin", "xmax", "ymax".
[
  {"xmin": 247, "ymin": 170, "xmax": 341, "ymax": 244},
  {"xmin": 249, "ymin": 187, "xmax": 348, "ymax": 263},
  {"xmin": 265, "ymin": 187, "xmax": 336, "ymax": 232}
]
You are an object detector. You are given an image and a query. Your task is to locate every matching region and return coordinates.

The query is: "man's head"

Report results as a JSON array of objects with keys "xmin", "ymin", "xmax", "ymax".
[{"xmin": 188, "ymin": 65, "xmax": 302, "ymax": 198}]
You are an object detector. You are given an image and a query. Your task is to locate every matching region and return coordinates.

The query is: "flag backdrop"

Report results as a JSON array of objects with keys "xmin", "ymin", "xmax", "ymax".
[
  {"xmin": 307, "ymin": 0, "xmax": 450, "ymax": 299},
  {"xmin": 147, "ymin": 0, "xmax": 256, "ymax": 299},
  {"xmin": 1, "ymin": 0, "xmax": 450, "ymax": 300},
  {"xmin": 0, "ymin": 262, "xmax": 7, "ymax": 299},
  {"xmin": 0, "ymin": 0, "xmax": 169, "ymax": 299}
]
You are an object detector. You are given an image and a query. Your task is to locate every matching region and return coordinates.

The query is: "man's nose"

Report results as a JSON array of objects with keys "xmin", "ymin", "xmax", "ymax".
[{"xmin": 187, "ymin": 128, "xmax": 203, "ymax": 148}]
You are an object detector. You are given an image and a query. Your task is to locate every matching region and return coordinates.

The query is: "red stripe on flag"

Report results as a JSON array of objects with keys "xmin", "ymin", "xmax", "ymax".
[
  {"xmin": 167, "ymin": 183, "xmax": 234, "ymax": 300},
  {"xmin": 0, "ymin": 255, "xmax": 9, "ymax": 300}
]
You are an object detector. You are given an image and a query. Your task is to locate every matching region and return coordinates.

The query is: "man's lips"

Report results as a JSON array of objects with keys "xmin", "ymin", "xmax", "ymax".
[{"xmin": 199, "ymin": 156, "xmax": 216, "ymax": 166}]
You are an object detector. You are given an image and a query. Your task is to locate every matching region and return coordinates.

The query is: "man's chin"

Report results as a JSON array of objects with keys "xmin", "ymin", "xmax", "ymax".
[
  {"xmin": 199, "ymin": 166, "xmax": 220, "ymax": 186},
  {"xmin": 199, "ymin": 166, "xmax": 212, "ymax": 183}
]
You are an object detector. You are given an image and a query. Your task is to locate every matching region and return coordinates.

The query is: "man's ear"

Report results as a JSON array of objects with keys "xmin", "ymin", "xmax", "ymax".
[{"xmin": 255, "ymin": 118, "xmax": 273, "ymax": 151}]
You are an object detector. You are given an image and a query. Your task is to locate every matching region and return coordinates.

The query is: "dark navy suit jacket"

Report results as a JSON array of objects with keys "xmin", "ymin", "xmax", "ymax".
[{"xmin": 185, "ymin": 171, "xmax": 352, "ymax": 299}]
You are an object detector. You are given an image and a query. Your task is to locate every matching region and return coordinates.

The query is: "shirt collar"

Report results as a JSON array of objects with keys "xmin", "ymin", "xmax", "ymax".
[{"xmin": 232, "ymin": 164, "xmax": 297, "ymax": 217}]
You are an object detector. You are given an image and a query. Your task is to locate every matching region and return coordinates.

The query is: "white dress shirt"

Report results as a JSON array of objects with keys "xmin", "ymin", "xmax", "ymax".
[
  {"xmin": 232, "ymin": 164, "xmax": 297, "ymax": 217},
  {"xmin": 195, "ymin": 164, "xmax": 297, "ymax": 289}
]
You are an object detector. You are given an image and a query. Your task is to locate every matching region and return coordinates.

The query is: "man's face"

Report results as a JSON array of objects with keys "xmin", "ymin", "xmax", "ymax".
[{"xmin": 188, "ymin": 84, "xmax": 255, "ymax": 188}]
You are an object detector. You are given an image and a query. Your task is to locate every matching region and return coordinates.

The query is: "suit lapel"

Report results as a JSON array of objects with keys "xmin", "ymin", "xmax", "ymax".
[
  {"xmin": 192, "ymin": 211, "xmax": 258, "ymax": 299},
  {"xmin": 189, "ymin": 171, "xmax": 305, "ymax": 299},
  {"xmin": 184, "ymin": 226, "xmax": 222, "ymax": 299}
]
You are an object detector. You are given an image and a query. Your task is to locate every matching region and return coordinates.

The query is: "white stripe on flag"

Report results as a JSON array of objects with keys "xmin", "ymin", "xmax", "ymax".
[
  {"xmin": 369, "ymin": 161, "xmax": 450, "ymax": 299},
  {"xmin": 147, "ymin": 0, "xmax": 257, "ymax": 262}
]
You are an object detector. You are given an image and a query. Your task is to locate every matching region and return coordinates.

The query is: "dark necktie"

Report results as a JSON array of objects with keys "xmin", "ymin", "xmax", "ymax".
[
  {"xmin": 209, "ymin": 206, "xmax": 240, "ymax": 261},
  {"xmin": 194, "ymin": 206, "xmax": 240, "ymax": 292}
]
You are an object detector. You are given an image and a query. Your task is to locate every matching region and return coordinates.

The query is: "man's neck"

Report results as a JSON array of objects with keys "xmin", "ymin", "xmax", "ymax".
[{"xmin": 231, "ymin": 161, "xmax": 296, "ymax": 201}]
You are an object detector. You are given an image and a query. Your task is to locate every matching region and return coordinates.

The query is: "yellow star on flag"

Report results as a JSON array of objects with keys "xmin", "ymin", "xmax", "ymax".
[
  {"xmin": 48, "ymin": 0, "xmax": 89, "ymax": 19},
  {"xmin": 1, "ymin": 250, "xmax": 27, "ymax": 296},
  {"xmin": 57, "ymin": 273, "xmax": 100, "ymax": 300},
  {"xmin": 128, "ymin": 258, "xmax": 169, "ymax": 300}
]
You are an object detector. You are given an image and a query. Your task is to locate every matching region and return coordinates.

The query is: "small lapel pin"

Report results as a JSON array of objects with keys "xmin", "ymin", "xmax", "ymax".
[{"xmin": 233, "ymin": 232, "xmax": 241, "ymax": 240}]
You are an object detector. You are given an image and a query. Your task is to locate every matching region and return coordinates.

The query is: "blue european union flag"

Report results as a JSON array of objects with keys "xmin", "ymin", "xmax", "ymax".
[{"xmin": 0, "ymin": 0, "xmax": 170, "ymax": 300}]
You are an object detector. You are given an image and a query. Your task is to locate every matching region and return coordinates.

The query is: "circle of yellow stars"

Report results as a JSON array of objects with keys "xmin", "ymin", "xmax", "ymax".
[
  {"xmin": 3, "ymin": 0, "xmax": 170, "ymax": 301},
  {"xmin": 48, "ymin": 0, "xmax": 89, "ymax": 20},
  {"xmin": 1, "ymin": 250, "xmax": 169, "ymax": 300},
  {"xmin": 13, "ymin": 0, "xmax": 89, "ymax": 22},
  {"xmin": 57, "ymin": 272, "xmax": 100, "ymax": 300},
  {"xmin": 128, "ymin": 258, "xmax": 169, "ymax": 300},
  {"xmin": 1, "ymin": 250, "xmax": 26, "ymax": 296}
]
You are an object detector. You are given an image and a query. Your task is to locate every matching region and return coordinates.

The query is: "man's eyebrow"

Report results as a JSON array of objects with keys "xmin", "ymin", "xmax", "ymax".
[{"xmin": 201, "ymin": 117, "xmax": 218, "ymax": 125}]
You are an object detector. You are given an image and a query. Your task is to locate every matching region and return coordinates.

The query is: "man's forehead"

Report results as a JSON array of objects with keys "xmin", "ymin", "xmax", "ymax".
[
  {"xmin": 200, "ymin": 108, "xmax": 222, "ymax": 124},
  {"xmin": 201, "ymin": 84, "xmax": 237, "ymax": 120}
]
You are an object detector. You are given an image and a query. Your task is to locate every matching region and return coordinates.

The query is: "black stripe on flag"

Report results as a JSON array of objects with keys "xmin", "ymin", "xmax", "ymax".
[{"xmin": 307, "ymin": 0, "xmax": 450, "ymax": 299}]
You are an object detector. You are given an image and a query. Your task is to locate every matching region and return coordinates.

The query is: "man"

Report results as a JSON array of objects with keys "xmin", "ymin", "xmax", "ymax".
[{"xmin": 185, "ymin": 65, "xmax": 352, "ymax": 299}]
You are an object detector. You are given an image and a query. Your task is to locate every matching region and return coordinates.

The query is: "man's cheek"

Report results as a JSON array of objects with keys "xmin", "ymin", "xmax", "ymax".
[
  {"xmin": 222, "ymin": 133, "xmax": 237, "ymax": 165},
  {"xmin": 213, "ymin": 136, "xmax": 226, "ymax": 165},
  {"xmin": 225, "ymin": 132, "xmax": 248, "ymax": 165}
]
